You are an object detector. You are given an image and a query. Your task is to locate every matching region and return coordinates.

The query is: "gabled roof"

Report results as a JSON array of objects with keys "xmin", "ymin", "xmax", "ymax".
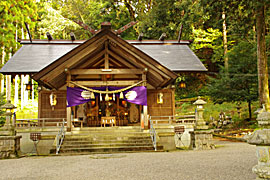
[
  {"xmin": 30, "ymin": 28, "xmax": 179, "ymax": 89},
  {"xmin": 0, "ymin": 40, "xmax": 206, "ymax": 75}
]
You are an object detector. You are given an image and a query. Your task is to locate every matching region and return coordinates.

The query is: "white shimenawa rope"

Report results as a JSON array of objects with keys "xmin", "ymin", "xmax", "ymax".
[{"xmin": 68, "ymin": 80, "xmax": 145, "ymax": 94}]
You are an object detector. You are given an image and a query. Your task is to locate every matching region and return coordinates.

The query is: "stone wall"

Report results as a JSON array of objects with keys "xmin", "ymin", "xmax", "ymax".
[{"xmin": 0, "ymin": 136, "xmax": 22, "ymax": 159}]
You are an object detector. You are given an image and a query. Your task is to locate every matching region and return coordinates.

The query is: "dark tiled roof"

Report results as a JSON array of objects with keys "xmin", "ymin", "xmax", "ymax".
[
  {"xmin": 134, "ymin": 45, "xmax": 206, "ymax": 72},
  {"xmin": 0, "ymin": 40, "xmax": 207, "ymax": 74},
  {"xmin": 0, "ymin": 44, "xmax": 78, "ymax": 73}
]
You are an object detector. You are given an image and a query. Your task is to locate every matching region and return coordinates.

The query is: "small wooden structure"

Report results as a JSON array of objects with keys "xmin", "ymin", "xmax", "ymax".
[{"xmin": 0, "ymin": 22, "xmax": 207, "ymax": 131}]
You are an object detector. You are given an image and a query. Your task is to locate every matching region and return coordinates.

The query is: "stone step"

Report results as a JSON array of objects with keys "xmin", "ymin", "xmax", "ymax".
[
  {"xmin": 71, "ymin": 127, "xmax": 142, "ymax": 133},
  {"xmin": 58, "ymin": 146, "xmax": 158, "ymax": 154},
  {"xmin": 63, "ymin": 139, "xmax": 152, "ymax": 145},
  {"xmin": 61, "ymin": 142, "xmax": 153, "ymax": 148}
]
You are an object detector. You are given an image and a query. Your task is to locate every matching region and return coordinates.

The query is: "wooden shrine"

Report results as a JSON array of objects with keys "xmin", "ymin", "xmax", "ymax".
[{"xmin": 0, "ymin": 22, "xmax": 207, "ymax": 130}]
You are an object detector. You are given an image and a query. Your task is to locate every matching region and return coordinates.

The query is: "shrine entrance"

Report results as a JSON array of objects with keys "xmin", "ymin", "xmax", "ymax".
[{"xmin": 73, "ymin": 95, "xmax": 141, "ymax": 127}]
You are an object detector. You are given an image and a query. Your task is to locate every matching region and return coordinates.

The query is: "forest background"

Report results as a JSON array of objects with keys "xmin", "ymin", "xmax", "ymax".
[{"xmin": 0, "ymin": 0, "xmax": 270, "ymax": 128}]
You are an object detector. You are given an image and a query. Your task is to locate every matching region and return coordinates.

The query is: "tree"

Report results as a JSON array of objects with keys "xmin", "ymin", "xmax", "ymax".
[
  {"xmin": 206, "ymin": 41, "xmax": 258, "ymax": 119},
  {"xmin": 256, "ymin": 1, "xmax": 270, "ymax": 110}
]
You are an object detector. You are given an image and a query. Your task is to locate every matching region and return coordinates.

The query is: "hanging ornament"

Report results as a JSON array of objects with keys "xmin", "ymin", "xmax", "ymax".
[
  {"xmin": 113, "ymin": 93, "xmax": 115, "ymax": 101},
  {"xmin": 90, "ymin": 92, "xmax": 95, "ymax": 99},
  {"xmin": 105, "ymin": 93, "xmax": 109, "ymax": 101},
  {"xmin": 100, "ymin": 93, "xmax": 102, "ymax": 101},
  {"xmin": 119, "ymin": 92, "xmax": 124, "ymax": 99}
]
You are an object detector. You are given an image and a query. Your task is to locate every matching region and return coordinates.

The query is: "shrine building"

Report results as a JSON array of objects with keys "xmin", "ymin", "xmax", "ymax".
[{"xmin": 0, "ymin": 22, "xmax": 207, "ymax": 131}]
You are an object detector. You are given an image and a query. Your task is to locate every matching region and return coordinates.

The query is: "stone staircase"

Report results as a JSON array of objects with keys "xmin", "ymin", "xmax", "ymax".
[{"xmin": 51, "ymin": 126, "xmax": 163, "ymax": 155}]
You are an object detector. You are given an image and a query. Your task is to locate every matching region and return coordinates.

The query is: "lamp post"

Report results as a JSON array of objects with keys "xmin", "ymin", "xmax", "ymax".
[
  {"xmin": 193, "ymin": 96, "xmax": 208, "ymax": 130},
  {"xmin": 0, "ymin": 100, "xmax": 16, "ymax": 135}
]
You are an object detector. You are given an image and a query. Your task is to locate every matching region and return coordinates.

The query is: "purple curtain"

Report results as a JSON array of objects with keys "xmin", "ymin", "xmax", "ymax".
[{"xmin": 66, "ymin": 86, "xmax": 147, "ymax": 107}]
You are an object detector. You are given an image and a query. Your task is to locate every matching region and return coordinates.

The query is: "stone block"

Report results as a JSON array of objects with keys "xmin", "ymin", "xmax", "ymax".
[
  {"xmin": 157, "ymin": 132, "xmax": 176, "ymax": 151},
  {"xmin": 189, "ymin": 130, "xmax": 215, "ymax": 150},
  {"xmin": 0, "ymin": 136, "xmax": 22, "ymax": 159}
]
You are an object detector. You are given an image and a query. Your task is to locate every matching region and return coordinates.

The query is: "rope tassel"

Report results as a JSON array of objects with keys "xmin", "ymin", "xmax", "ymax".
[
  {"xmin": 91, "ymin": 92, "xmax": 95, "ymax": 99},
  {"xmin": 119, "ymin": 92, "xmax": 124, "ymax": 99},
  {"xmin": 105, "ymin": 93, "xmax": 109, "ymax": 101}
]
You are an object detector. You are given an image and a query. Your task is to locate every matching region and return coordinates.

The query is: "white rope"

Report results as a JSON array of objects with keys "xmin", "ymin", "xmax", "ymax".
[{"xmin": 68, "ymin": 80, "xmax": 145, "ymax": 94}]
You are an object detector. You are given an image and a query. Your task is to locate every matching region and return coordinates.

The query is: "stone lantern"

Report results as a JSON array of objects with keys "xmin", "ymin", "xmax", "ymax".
[
  {"xmin": 193, "ymin": 96, "xmax": 208, "ymax": 130},
  {"xmin": 0, "ymin": 100, "xmax": 21, "ymax": 159},
  {"xmin": 189, "ymin": 96, "xmax": 215, "ymax": 150},
  {"xmin": 0, "ymin": 100, "xmax": 16, "ymax": 136}
]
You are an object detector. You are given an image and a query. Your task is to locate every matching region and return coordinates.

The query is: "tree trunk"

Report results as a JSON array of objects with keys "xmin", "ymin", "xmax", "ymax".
[
  {"xmin": 6, "ymin": 51, "xmax": 12, "ymax": 101},
  {"xmin": 21, "ymin": 75, "xmax": 25, "ymax": 110},
  {"xmin": 14, "ymin": 75, "xmax": 19, "ymax": 107},
  {"xmin": 256, "ymin": 2, "xmax": 270, "ymax": 111},
  {"xmin": 1, "ymin": 46, "xmax": 5, "ymax": 94},
  {"xmin": 31, "ymin": 79, "xmax": 34, "ymax": 101},
  {"xmin": 14, "ymin": 24, "xmax": 19, "ymax": 106},
  {"xmin": 24, "ymin": 75, "xmax": 29, "ymax": 105},
  {"xmin": 222, "ymin": 11, "xmax": 228, "ymax": 71},
  {"xmin": 248, "ymin": 100, "xmax": 252, "ymax": 120},
  {"xmin": 124, "ymin": 0, "xmax": 136, "ymax": 21}
]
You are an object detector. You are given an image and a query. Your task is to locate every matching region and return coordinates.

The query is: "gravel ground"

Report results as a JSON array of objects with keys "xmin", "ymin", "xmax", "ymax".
[{"xmin": 0, "ymin": 138, "xmax": 257, "ymax": 180}]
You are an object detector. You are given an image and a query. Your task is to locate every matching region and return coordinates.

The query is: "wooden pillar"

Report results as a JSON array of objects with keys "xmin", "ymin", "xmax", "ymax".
[
  {"xmin": 142, "ymin": 72, "xmax": 148, "ymax": 130},
  {"xmin": 66, "ymin": 71, "xmax": 72, "ymax": 131},
  {"xmin": 117, "ymin": 96, "xmax": 119, "ymax": 126},
  {"xmin": 96, "ymin": 95, "xmax": 99, "ymax": 126}
]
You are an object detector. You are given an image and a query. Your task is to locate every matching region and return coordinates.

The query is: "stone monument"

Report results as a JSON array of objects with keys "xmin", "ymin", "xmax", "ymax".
[
  {"xmin": 0, "ymin": 100, "xmax": 22, "ymax": 159},
  {"xmin": 189, "ymin": 97, "xmax": 215, "ymax": 150}
]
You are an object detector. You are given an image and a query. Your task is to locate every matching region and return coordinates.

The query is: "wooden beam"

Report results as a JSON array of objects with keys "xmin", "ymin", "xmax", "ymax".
[
  {"xmin": 108, "ymin": 49, "xmax": 138, "ymax": 69},
  {"xmin": 70, "ymin": 69, "xmax": 144, "ymax": 75},
  {"xmin": 79, "ymin": 49, "xmax": 105, "ymax": 68},
  {"xmin": 108, "ymin": 58, "xmax": 122, "ymax": 67},
  {"xmin": 72, "ymin": 80, "xmax": 139, "ymax": 86},
  {"xmin": 105, "ymin": 41, "xmax": 109, "ymax": 69}
]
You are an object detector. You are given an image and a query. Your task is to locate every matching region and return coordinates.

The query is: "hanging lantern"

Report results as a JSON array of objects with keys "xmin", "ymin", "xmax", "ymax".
[
  {"xmin": 119, "ymin": 92, "xmax": 124, "ymax": 99},
  {"xmin": 91, "ymin": 101, "xmax": 95, "ymax": 106},
  {"xmin": 179, "ymin": 81, "xmax": 186, "ymax": 88},
  {"xmin": 178, "ymin": 77, "xmax": 186, "ymax": 88},
  {"xmin": 105, "ymin": 93, "xmax": 109, "ymax": 101},
  {"xmin": 157, "ymin": 93, "xmax": 163, "ymax": 104},
  {"xmin": 90, "ymin": 92, "xmax": 95, "ymax": 99},
  {"xmin": 25, "ymin": 83, "xmax": 32, "ymax": 91},
  {"xmin": 49, "ymin": 92, "xmax": 57, "ymax": 110},
  {"xmin": 100, "ymin": 94, "xmax": 102, "ymax": 101}
]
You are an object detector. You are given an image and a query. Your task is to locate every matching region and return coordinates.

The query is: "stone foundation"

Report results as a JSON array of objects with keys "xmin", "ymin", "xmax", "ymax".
[
  {"xmin": 0, "ymin": 136, "xmax": 22, "ymax": 159},
  {"xmin": 157, "ymin": 132, "xmax": 176, "ymax": 151},
  {"xmin": 189, "ymin": 130, "xmax": 215, "ymax": 150}
]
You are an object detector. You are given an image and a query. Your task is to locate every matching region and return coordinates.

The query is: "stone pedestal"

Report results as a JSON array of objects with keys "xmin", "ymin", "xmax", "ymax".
[
  {"xmin": 248, "ymin": 129, "xmax": 270, "ymax": 179},
  {"xmin": 189, "ymin": 130, "xmax": 215, "ymax": 150},
  {"xmin": 0, "ymin": 135, "xmax": 22, "ymax": 159}
]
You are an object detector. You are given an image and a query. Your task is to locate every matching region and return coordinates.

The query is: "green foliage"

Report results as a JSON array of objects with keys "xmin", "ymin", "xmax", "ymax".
[
  {"xmin": 0, "ymin": 0, "xmax": 38, "ymax": 53},
  {"xmin": 16, "ymin": 100, "xmax": 38, "ymax": 119},
  {"xmin": 175, "ymin": 74, "xmax": 207, "ymax": 100},
  {"xmin": 206, "ymin": 41, "xmax": 258, "ymax": 103}
]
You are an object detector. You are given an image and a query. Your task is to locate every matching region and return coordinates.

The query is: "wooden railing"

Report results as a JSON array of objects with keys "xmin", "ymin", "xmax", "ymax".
[
  {"xmin": 15, "ymin": 118, "xmax": 67, "ymax": 128},
  {"xmin": 149, "ymin": 114, "xmax": 196, "ymax": 125}
]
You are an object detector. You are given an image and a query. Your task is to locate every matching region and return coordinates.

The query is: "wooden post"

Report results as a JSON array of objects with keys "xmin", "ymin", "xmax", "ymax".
[
  {"xmin": 142, "ymin": 72, "xmax": 148, "ymax": 129},
  {"xmin": 66, "ymin": 71, "xmax": 72, "ymax": 131},
  {"xmin": 96, "ymin": 95, "xmax": 99, "ymax": 126},
  {"xmin": 117, "ymin": 96, "xmax": 119, "ymax": 126}
]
